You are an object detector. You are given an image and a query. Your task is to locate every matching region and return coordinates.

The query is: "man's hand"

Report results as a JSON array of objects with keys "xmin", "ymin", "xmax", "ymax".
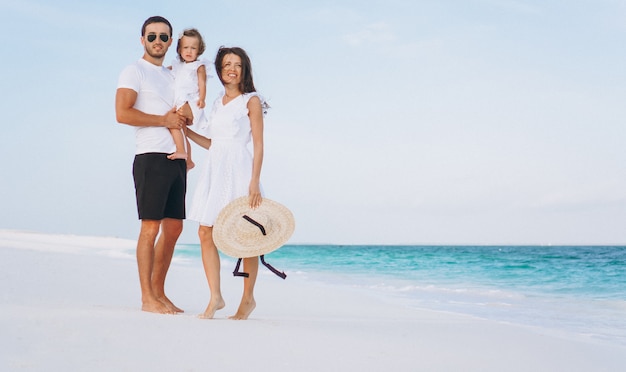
[{"xmin": 163, "ymin": 107, "xmax": 185, "ymax": 129}]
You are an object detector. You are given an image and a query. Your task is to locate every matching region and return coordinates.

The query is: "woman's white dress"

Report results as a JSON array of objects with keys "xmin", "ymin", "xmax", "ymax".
[
  {"xmin": 188, "ymin": 92, "xmax": 264, "ymax": 226},
  {"xmin": 171, "ymin": 58, "xmax": 209, "ymax": 127}
]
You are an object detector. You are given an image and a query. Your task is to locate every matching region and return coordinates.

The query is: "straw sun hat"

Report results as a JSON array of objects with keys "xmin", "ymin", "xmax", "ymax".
[{"xmin": 213, "ymin": 196, "xmax": 295, "ymax": 259}]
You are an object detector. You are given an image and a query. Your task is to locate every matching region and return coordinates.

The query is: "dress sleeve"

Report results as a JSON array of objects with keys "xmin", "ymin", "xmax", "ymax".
[{"xmin": 243, "ymin": 92, "xmax": 270, "ymax": 117}]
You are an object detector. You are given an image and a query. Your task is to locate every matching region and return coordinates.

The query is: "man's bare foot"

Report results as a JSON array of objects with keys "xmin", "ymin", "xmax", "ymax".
[
  {"xmin": 158, "ymin": 296, "xmax": 184, "ymax": 313},
  {"xmin": 167, "ymin": 151, "xmax": 188, "ymax": 160},
  {"xmin": 198, "ymin": 297, "xmax": 225, "ymax": 319},
  {"xmin": 142, "ymin": 299, "xmax": 175, "ymax": 314},
  {"xmin": 228, "ymin": 298, "xmax": 256, "ymax": 320}
]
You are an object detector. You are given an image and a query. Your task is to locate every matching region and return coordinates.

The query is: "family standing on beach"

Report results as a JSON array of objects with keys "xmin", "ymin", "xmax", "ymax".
[{"xmin": 115, "ymin": 16, "xmax": 290, "ymax": 319}]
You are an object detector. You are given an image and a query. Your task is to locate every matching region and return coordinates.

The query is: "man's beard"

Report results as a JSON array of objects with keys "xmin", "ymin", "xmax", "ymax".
[{"xmin": 145, "ymin": 45, "xmax": 167, "ymax": 59}]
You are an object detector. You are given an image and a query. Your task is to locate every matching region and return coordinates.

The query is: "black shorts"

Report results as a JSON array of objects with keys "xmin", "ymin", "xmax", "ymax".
[{"xmin": 133, "ymin": 153, "xmax": 187, "ymax": 220}]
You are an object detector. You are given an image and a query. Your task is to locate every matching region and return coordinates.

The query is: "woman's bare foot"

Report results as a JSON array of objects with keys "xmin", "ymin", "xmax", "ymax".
[
  {"xmin": 167, "ymin": 151, "xmax": 188, "ymax": 160},
  {"xmin": 198, "ymin": 297, "xmax": 225, "ymax": 319},
  {"xmin": 228, "ymin": 298, "xmax": 256, "ymax": 320},
  {"xmin": 142, "ymin": 298, "xmax": 175, "ymax": 314}
]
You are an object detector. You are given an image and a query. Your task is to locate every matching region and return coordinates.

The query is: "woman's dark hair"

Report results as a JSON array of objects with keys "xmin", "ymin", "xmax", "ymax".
[
  {"xmin": 214, "ymin": 46, "xmax": 256, "ymax": 93},
  {"xmin": 177, "ymin": 28, "xmax": 206, "ymax": 62}
]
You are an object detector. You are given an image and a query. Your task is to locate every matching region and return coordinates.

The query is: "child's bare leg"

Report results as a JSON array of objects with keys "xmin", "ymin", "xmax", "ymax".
[
  {"xmin": 185, "ymin": 136, "xmax": 195, "ymax": 170},
  {"xmin": 167, "ymin": 128, "xmax": 188, "ymax": 160}
]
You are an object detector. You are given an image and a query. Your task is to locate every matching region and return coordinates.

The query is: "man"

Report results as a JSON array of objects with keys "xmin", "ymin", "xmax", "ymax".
[{"xmin": 115, "ymin": 16, "xmax": 191, "ymax": 314}]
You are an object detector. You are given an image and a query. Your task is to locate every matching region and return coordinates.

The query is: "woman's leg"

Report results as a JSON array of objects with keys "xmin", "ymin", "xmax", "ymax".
[
  {"xmin": 229, "ymin": 256, "xmax": 259, "ymax": 320},
  {"xmin": 198, "ymin": 225, "xmax": 225, "ymax": 318}
]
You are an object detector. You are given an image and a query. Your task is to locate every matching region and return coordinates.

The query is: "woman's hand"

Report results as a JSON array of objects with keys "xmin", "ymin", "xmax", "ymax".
[{"xmin": 249, "ymin": 182, "xmax": 262, "ymax": 209}]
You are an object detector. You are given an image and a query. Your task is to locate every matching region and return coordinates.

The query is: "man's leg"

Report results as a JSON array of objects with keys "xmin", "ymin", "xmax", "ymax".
[
  {"xmin": 152, "ymin": 218, "xmax": 184, "ymax": 313},
  {"xmin": 137, "ymin": 219, "xmax": 174, "ymax": 314}
]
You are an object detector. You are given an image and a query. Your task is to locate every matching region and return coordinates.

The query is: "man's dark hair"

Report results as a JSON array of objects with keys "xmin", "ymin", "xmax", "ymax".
[{"xmin": 141, "ymin": 16, "xmax": 172, "ymax": 36}]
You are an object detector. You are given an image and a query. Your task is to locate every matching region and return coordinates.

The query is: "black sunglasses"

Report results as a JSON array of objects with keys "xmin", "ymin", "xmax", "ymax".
[{"xmin": 146, "ymin": 34, "xmax": 169, "ymax": 43}]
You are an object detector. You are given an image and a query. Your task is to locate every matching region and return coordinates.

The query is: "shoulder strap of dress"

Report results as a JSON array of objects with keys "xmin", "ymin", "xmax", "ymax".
[{"xmin": 243, "ymin": 93, "xmax": 269, "ymax": 116}]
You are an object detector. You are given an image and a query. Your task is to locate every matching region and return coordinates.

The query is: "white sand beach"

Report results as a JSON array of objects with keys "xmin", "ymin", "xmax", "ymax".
[{"xmin": 1, "ymin": 230, "xmax": 625, "ymax": 371}]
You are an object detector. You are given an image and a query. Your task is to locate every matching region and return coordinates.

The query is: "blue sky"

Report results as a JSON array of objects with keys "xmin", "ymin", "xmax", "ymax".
[{"xmin": 1, "ymin": 0, "xmax": 625, "ymax": 245}]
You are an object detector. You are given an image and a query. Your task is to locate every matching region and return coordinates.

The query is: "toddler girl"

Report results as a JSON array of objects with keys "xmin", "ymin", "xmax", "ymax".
[{"xmin": 167, "ymin": 28, "xmax": 210, "ymax": 169}]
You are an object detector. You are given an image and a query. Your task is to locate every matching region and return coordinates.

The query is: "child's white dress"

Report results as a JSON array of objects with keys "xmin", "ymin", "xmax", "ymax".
[
  {"xmin": 188, "ymin": 92, "xmax": 265, "ymax": 226},
  {"xmin": 171, "ymin": 59, "xmax": 210, "ymax": 128}
]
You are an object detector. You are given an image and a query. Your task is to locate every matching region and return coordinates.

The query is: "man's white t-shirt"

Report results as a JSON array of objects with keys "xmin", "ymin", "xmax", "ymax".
[{"xmin": 117, "ymin": 58, "xmax": 177, "ymax": 155}]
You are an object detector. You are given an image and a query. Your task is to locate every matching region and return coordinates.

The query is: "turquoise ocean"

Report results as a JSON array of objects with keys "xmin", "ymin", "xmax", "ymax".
[{"xmin": 174, "ymin": 244, "xmax": 626, "ymax": 345}]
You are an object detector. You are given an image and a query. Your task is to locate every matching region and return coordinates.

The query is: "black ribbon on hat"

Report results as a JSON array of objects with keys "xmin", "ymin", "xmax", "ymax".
[
  {"xmin": 232, "ymin": 258, "xmax": 249, "ymax": 278},
  {"xmin": 242, "ymin": 215, "xmax": 266, "ymax": 235},
  {"xmin": 261, "ymin": 255, "xmax": 286, "ymax": 279},
  {"xmin": 231, "ymin": 215, "xmax": 287, "ymax": 279}
]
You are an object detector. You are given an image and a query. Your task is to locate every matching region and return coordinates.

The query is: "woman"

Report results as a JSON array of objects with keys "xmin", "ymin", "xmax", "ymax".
[{"xmin": 187, "ymin": 46, "xmax": 266, "ymax": 320}]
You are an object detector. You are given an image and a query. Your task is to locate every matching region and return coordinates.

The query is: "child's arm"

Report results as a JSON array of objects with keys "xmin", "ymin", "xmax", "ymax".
[{"xmin": 197, "ymin": 65, "xmax": 207, "ymax": 108}]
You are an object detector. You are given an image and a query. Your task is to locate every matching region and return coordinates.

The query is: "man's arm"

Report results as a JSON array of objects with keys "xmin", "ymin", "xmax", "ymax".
[{"xmin": 115, "ymin": 88, "xmax": 183, "ymax": 129}]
